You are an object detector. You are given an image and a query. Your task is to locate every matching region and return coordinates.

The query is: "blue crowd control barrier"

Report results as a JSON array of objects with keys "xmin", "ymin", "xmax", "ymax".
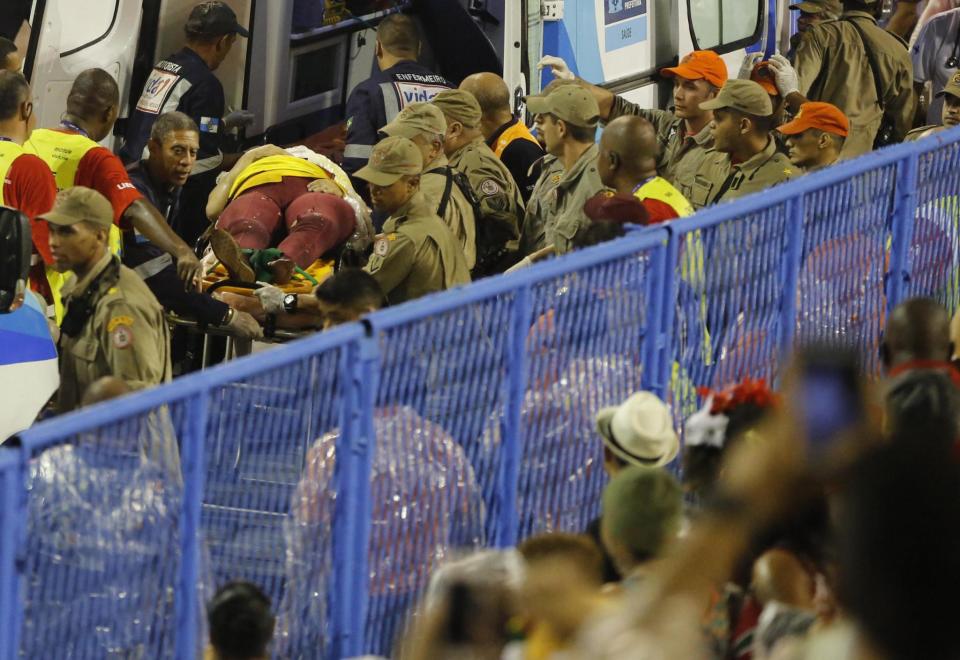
[{"xmin": 3, "ymin": 126, "xmax": 960, "ymax": 658}]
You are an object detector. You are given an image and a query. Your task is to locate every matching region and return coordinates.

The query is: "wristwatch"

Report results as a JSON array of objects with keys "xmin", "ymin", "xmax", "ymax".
[{"xmin": 282, "ymin": 293, "xmax": 298, "ymax": 314}]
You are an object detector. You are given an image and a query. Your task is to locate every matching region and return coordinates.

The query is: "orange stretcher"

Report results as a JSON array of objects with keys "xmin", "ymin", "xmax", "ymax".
[{"xmin": 200, "ymin": 258, "xmax": 336, "ymax": 296}]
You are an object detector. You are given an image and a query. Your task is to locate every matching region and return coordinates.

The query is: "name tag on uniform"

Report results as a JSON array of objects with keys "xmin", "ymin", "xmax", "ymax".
[{"xmin": 135, "ymin": 69, "xmax": 181, "ymax": 114}]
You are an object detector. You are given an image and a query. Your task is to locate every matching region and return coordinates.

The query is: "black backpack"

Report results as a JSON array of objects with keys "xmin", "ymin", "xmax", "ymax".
[{"xmin": 428, "ymin": 166, "xmax": 516, "ymax": 277}]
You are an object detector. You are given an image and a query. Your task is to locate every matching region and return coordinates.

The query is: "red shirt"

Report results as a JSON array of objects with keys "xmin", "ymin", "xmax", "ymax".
[
  {"xmin": 71, "ymin": 142, "xmax": 143, "ymax": 231},
  {"xmin": 3, "ymin": 152, "xmax": 57, "ymax": 263},
  {"xmin": 641, "ymin": 198, "xmax": 682, "ymax": 225}
]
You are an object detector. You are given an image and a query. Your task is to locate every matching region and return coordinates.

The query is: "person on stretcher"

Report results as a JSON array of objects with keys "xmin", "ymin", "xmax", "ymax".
[{"xmin": 205, "ymin": 143, "xmax": 374, "ymax": 285}]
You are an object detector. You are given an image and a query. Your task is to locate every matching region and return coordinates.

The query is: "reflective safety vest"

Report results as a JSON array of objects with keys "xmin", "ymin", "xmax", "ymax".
[
  {"xmin": 492, "ymin": 121, "xmax": 540, "ymax": 159},
  {"xmin": 636, "ymin": 177, "xmax": 712, "ymax": 367},
  {"xmin": 24, "ymin": 129, "xmax": 123, "ymax": 323},
  {"xmin": 228, "ymin": 155, "xmax": 338, "ymax": 201},
  {"xmin": 632, "ymin": 176, "xmax": 694, "ymax": 218}
]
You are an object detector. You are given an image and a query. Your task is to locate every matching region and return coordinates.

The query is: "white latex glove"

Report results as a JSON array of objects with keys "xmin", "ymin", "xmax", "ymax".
[
  {"xmin": 225, "ymin": 310, "xmax": 264, "ymax": 339},
  {"xmin": 738, "ymin": 52, "xmax": 764, "ymax": 80},
  {"xmin": 254, "ymin": 283, "xmax": 286, "ymax": 314},
  {"xmin": 505, "ymin": 255, "xmax": 534, "ymax": 273},
  {"xmin": 536, "ymin": 55, "xmax": 575, "ymax": 81},
  {"xmin": 223, "ymin": 110, "xmax": 256, "ymax": 131},
  {"xmin": 767, "ymin": 54, "xmax": 800, "ymax": 97}
]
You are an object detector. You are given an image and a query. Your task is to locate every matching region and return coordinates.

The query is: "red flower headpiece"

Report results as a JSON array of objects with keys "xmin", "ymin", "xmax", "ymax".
[{"xmin": 697, "ymin": 378, "xmax": 780, "ymax": 415}]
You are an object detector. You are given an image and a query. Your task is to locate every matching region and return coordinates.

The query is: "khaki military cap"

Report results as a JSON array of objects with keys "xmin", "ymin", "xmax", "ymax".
[
  {"xmin": 355, "ymin": 136, "xmax": 424, "ymax": 186},
  {"xmin": 40, "ymin": 186, "xmax": 114, "ymax": 228},
  {"xmin": 699, "ymin": 79, "xmax": 773, "ymax": 117},
  {"xmin": 380, "ymin": 102, "xmax": 447, "ymax": 140},
  {"xmin": 432, "ymin": 89, "xmax": 482, "ymax": 128},
  {"xmin": 936, "ymin": 71, "xmax": 960, "ymax": 100},
  {"xmin": 788, "ymin": 0, "xmax": 841, "ymax": 15},
  {"xmin": 524, "ymin": 85, "xmax": 600, "ymax": 128}
]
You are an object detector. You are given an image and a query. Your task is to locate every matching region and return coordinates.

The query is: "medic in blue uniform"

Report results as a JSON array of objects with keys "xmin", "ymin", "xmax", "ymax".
[
  {"xmin": 121, "ymin": 1, "xmax": 251, "ymax": 246},
  {"xmin": 343, "ymin": 13, "xmax": 451, "ymax": 189}
]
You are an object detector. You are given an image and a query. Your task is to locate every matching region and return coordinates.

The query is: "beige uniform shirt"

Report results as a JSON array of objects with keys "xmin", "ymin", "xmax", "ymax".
[
  {"xmin": 364, "ymin": 191, "xmax": 471, "ymax": 304},
  {"xmin": 523, "ymin": 144, "xmax": 606, "ymax": 256},
  {"xmin": 57, "ymin": 253, "xmax": 171, "ymax": 412},
  {"xmin": 448, "ymin": 136, "xmax": 525, "ymax": 243},
  {"xmin": 420, "ymin": 154, "xmax": 478, "ymax": 270},
  {"xmin": 795, "ymin": 12, "xmax": 916, "ymax": 157},
  {"xmin": 689, "ymin": 136, "xmax": 797, "ymax": 208},
  {"xmin": 608, "ymin": 97, "xmax": 715, "ymax": 200}
]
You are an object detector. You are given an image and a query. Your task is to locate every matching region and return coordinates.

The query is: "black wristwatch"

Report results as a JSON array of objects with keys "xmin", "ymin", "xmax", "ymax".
[{"xmin": 282, "ymin": 293, "xmax": 298, "ymax": 314}]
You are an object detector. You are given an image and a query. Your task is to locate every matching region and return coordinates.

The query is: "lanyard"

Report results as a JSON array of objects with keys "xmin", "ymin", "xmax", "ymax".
[
  {"xmin": 631, "ymin": 177, "xmax": 655, "ymax": 196},
  {"xmin": 59, "ymin": 120, "xmax": 89, "ymax": 138}
]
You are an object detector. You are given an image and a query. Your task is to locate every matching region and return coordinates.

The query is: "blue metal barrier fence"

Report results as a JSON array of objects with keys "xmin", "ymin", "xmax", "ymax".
[{"xmin": 3, "ymin": 127, "xmax": 960, "ymax": 658}]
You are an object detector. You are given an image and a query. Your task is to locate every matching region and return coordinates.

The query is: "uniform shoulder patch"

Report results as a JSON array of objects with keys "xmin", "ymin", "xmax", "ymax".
[
  {"xmin": 374, "ymin": 235, "xmax": 398, "ymax": 257},
  {"xmin": 479, "ymin": 179, "xmax": 502, "ymax": 196},
  {"xmin": 110, "ymin": 324, "xmax": 134, "ymax": 350}
]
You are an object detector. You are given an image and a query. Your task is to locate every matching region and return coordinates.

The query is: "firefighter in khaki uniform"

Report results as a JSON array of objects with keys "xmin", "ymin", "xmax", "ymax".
[
  {"xmin": 767, "ymin": 0, "xmax": 915, "ymax": 158},
  {"xmin": 380, "ymin": 103, "xmax": 478, "ymax": 270},
  {"xmin": 43, "ymin": 187, "xmax": 171, "ymax": 412},
  {"xmin": 520, "ymin": 85, "xmax": 606, "ymax": 260},
  {"xmin": 432, "ymin": 89, "xmax": 525, "ymax": 273},
  {"xmin": 358, "ymin": 137, "xmax": 470, "ymax": 305},
  {"xmin": 690, "ymin": 80, "xmax": 796, "ymax": 208},
  {"xmin": 904, "ymin": 71, "xmax": 960, "ymax": 140},
  {"xmin": 538, "ymin": 50, "xmax": 727, "ymax": 201}
]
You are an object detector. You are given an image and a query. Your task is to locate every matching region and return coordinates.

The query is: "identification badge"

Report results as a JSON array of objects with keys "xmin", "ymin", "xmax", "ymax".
[{"xmin": 135, "ymin": 69, "xmax": 181, "ymax": 114}]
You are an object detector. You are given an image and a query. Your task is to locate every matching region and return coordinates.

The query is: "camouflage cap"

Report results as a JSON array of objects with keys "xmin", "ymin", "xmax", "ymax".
[
  {"xmin": 524, "ymin": 85, "xmax": 600, "ymax": 128},
  {"xmin": 354, "ymin": 136, "xmax": 424, "ymax": 186},
  {"xmin": 936, "ymin": 70, "xmax": 960, "ymax": 100},
  {"xmin": 601, "ymin": 465, "xmax": 682, "ymax": 560},
  {"xmin": 380, "ymin": 102, "xmax": 447, "ymax": 140},
  {"xmin": 39, "ymin": 186, "xmax": 114, "ymax": 228},
  {"xmin": 788, "ymin": 0, "xmax": 841, "ymax": 15},
  {"xmin": 431, "ymin": 89, "xmax": 482, "ymax": 128},
  {"xmin": 700, "ymin": 79, "xmax": 773, "ymax": 117}
]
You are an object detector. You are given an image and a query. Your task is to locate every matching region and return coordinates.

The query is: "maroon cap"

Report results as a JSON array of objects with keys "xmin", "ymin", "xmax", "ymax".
[{"xmin": 583, "ymin": 192, "xmax": 650, "ymax": 225}]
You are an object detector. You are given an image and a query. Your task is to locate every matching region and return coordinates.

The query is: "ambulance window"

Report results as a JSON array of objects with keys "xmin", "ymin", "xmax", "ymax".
[
  {"xmin": 291, "ymin": 42, "xmax": 341, "ymax": 102},
  {"xmin": 688, "ymin": 0, "xmax": 763, "ymax": 52}
]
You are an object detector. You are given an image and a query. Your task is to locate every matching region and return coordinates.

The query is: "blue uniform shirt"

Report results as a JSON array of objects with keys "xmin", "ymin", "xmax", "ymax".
[
  {"xmin": 126, "ymin": 160, "xmax": 181, "ymax": 226},
  {"xmin": 342, "ymin": 60, "xmax": 451, "ymax": 175},
  {"xmin": 121, "ymin": 47, "xmax": 225, "ymax": 178}
]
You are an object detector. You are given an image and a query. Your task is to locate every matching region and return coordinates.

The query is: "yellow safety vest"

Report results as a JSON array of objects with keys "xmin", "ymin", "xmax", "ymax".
[
  {"xmin": 24, "ymin": 128, "xmax": 123, "ymax": 323},
  {"xmin": 228, "ymin": 155, "xmax": 341, "ymax": 201},
  {"xmin": 635, "ymin": 177, "xmax": 712, "ymax": 369},
  {"xmin": 492, "ymin": 121, "xmax": 540, "ymax": 159},
  {"xmin": 632, "ymin": 176, "xmax": 694, "ymax": 218}
]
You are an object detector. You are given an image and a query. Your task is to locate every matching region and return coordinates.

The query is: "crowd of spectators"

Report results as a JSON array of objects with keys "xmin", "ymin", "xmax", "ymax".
[{"xmin": 5, "ymin": 0, "xmax": 960, "ymax": 657}]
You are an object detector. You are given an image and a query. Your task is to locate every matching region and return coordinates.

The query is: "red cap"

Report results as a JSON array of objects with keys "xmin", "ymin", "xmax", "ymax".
[
  {"xmin": 661, "ymin": 51, "xmax": 728, "ymax": 89},
  {"xmin": 750, "ymin": 61, "xmax": 779, "ymax": 96},
  {"xmin": 583, "ymin": 192, "xmax": 650, "ymax": 225},
  {"xmin": 777, "ymin": 101, "xmax": 849, "ymax": 137}
]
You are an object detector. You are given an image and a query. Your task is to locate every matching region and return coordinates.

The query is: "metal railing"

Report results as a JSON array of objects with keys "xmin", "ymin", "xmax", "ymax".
[{"xmin": 2, "ymin": 127, "xmax": 959, "ymax": 659}]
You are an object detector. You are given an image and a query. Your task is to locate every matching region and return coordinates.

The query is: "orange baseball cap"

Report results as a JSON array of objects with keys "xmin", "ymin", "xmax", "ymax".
[
  {"xmin": 661, "ymin": 50, "xmax": 728, "ymax": 88},
  {"xmin": 751, "ymin": 61, "xmax": 779, "ymax": 96},
  {"xmin": 777, "ymin": 101, "xmax": 849, "ymax": 137}
]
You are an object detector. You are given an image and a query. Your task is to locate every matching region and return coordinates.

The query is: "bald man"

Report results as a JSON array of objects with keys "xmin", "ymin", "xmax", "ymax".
[
  {"xmin": 883, "ymin": 298, "xmax": 960, "ymax": 445},
  {"xmin": 594, "ymin": 116, "xmax": 693, "ymax": 223},
  {"xmin": 25, "ymin": 69, "xmax": 202, "ymax": 316},
  {"xmin": 882, "ymin": 298, "xmax": 953, "ymax": 373},
  {"xmin": 460, "ymin": 72, "xmax": 543, "ymax": 203}
]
